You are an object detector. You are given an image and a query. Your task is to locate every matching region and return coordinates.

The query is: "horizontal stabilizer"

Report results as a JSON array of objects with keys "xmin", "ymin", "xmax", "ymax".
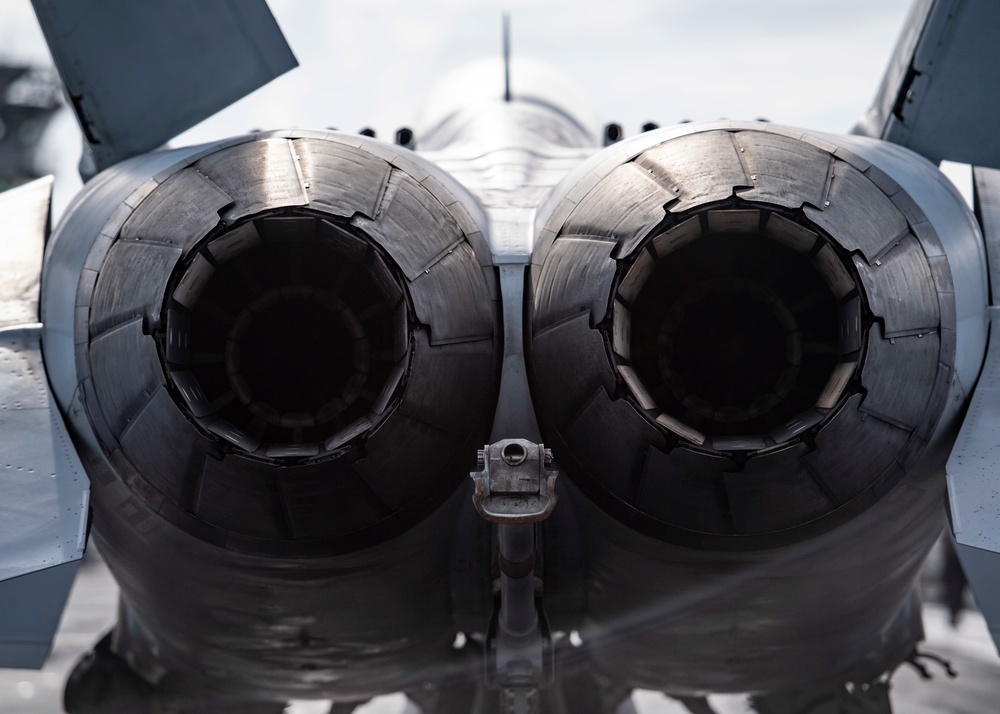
[
  {"xmin": 0, "ymin": 562, "xmax": 80, "ymax": 668},
  {"xmin": 30, "ymin": 0, "xmax": 297, "ymax": 173},
  {"xmin": 0, "ymin": 326, "xmax": 90, "ymax": 668},
  {"xmin": 854, "ymin": 0, "xmax": 1000, "ymax": 169}
]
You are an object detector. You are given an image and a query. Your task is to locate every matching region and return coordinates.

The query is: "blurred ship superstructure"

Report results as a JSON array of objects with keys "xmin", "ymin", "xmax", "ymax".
[{"xmin": 0, "ymin": 64, "xmax": 60, "ymax": 191}]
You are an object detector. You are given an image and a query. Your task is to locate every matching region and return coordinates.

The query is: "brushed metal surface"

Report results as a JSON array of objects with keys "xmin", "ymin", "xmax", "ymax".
[
  {"xmin": 41, "ymin": 132, "xmax": 498, "ymax": 561},
  {"xmin": 733, "ymin": 131, "xmax": 832, "ymax": 209},
  {"xmin": 194, "ymin": 138, "xmax": 308, "ymax": 223},
  {"xmin": 206, "ymin": 220, "xmax": 262, "ymax": 264},
  {"xmin": 804, "ymin": 161, "xmax": 908, "ymax": 262},
  {"xmin": 560, "ymin": 162, "xmax": 672, "ymax": 259},
  {"xmin": 528, "ymin": 124, "xmax": 980, "ymax": 553},
  {"xmin": 88, "ymin": 317, "xmax": 165, "ymax": 438},
  {"xmin": 43, "ymin": 140, "xmax": 229, "ymax": 415},
  {"xmin": 352, "ymin": 171, "xmax": 464, "ymax": 281},
  {"xmin": 812, "ymin": 244, "xmax": 855, "ymax": 300},
  {"xmin": 564, "ymin": 387, "xmax": 666, "ymax": 504},
  {"xmin": 89, "ymin": 241, "xmax": 182, "ymax": 337},
  {"xmin": 804, "ymin": 394, "xmax": 912, "ymax": 504},
  {"xmin": 635, "ymin": 447, "xmax": 736, "ymax": 533},
  {"xmin": 119, "ymin": 168, "xmax": 231, "ymax": 253},
  {"xmin": 530, "ymin": 312, "xmax": 616, "ymax": 428},
  {"xmin": 650, "ymin": 215, "xmax": 702, "ymax": 258},
  {"xmin": 276, "ymin": 461, "xmax": 389, "ymax": 540},
  {"xmin": 196, "ymin": 455, "xmax": 288, "ymax": 540},
  {"xmin": 293, "ymin": 138, "xmax": 391, "ymax": 219},
  {"xmin": 725, "ymin": 444, "xmax": 833, "ymax": 534},
  {"xmin": 395, "ymin": 330, "xmax": 496, "ymax": 436},
  {"xmin": 119, "ymin": 385, "xmax": 214, "ymax": 505},
  {"xmin": 764, "ymin": 213, "xmax": 818, "ymax": 254},
  {"xmin": 532, "ymin": 236, "xmax": 617, "ymax": 331},
  {"xmin": 827, "ymin": 132, "xmax": 987, "ymax": 399},
  {"xmin": 617, "ymin": 247, "xmax": 656, "ymax": 305},
  {"xmin": 860, "ymin": 331, "xmax": 940, "ymax": 430},
  {"xmin": 853, "ymin": 234, "xmax": 940, "ymax": 337},
  {"xmin": 612, "ymin": 299, "xmax": 631, "ymax": 359},
  {"xmin": 705, "ymin": 209, "xmax": 759, "ymax": 233},
  {"xmin": 635, "ymin": 131, "xmax": 750, "ymax": 213},
  {"xmin": 407, "ymin": 242, "xmax": 494, "ymax": 345}
]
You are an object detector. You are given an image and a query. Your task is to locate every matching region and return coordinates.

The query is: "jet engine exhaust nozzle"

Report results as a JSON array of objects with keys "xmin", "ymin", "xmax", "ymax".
[
  {"xmin": 529, "ymin": 125, "xmax": 960, "ymax": 549},
  {"xmin": 70, "ymin": 133, "xmax": 500, "ymax": 552}
]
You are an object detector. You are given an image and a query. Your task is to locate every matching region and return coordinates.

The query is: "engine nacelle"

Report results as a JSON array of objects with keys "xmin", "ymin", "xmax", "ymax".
[
  {"xmin": 529, "ymin": 122, "xmax": 987, "ymax": 550},
  {"xmin": 42, "ymin": 131, "xmax": 500, "ymax": 555}
]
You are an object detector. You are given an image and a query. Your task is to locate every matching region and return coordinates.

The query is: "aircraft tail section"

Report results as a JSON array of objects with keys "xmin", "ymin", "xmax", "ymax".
[
  {"xmin": 30, "ymin": 0, "xmax": 297, "ymax": 175},
  {"xmin": 854, "ymin": 0, "xmax": 1000, "ymax": 170}
]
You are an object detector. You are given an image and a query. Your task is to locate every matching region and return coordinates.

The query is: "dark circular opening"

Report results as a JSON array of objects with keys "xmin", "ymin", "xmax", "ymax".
[
  {"xmin": 502, "ymin": 442, "xmax": 527, "ymax": 465},
  {"xmin": 630, "ymin": 232, "xmax": 840, "ymax": 437},
  {"xmin": 227, "ymin": 288, "xmax": 367, "ymax": 423},
  {"xmin": 166, "ymin": 214, "xmax": 407, "ymax": 451}
]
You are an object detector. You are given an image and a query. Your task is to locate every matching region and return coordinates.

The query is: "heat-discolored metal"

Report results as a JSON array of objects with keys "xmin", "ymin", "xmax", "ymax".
[
  {"xmin": 529, "ymin": 124, "xmax": 963, "ymax": 549},
  {"xmin": 66, "ymin": 133, "xmax": 500, "ymax": 552}
]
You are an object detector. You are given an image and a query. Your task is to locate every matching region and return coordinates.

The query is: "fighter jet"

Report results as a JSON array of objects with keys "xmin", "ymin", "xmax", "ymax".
[{"xmin": 2, "ymin": 1, "xmax": 1000, "ymax": 712}]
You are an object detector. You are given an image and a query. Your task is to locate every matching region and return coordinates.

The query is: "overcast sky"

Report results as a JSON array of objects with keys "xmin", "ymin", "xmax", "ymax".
[{"xmin": 1, "ymin": 0, "xmax": 919, "ymax": 217}]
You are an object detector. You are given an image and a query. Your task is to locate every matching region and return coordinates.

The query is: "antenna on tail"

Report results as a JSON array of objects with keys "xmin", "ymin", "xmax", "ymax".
[{"xmin": 503, "ymin": 13, "xmax": 511, "ymax": 102}]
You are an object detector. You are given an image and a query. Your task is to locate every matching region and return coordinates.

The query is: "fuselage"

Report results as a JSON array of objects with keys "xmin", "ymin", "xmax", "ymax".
[{"xmin": 43, "ymin": 59, "xmax": 987, "ymax": 707}]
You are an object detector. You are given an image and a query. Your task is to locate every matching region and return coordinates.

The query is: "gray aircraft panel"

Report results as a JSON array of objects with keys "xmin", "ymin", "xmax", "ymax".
[
  {"xmin": 855, "ymin": 0, "xmax": 1000, "ymax": 169},
  {"xmin": 951, "ymin": 544, "xmax": 1000, "ymax": 651},
  {"xmin": 948, "ymin": 311, "xmax": 1000, "ymax": 552},
  {"xmin": 29, "ymin": 0, "xmax": 297, "ymax": 173},
  {"xmin": 0, "ymin": 327, "xmax": 88, "ymax": 584},
  {"xmin": 0, "ymin": 327, "xmax": 89, "ymax": 669},
  {"xmin": 946, "ymin": 162, "xmax": 1000, "ymax": 654},
  {"xmin": 973, "ymin": 166, "xmax": 1000, "ymax": 304},
  {"xmin": 0, "ymin": 177, "xmax": 51, "ymax": 329},
  {"xmin": 0, "ymin": 561, "xmax": 80, "ymax": 669},
  {"xmin": 947, "ymin": 300, "xmax": 1000, "ymax": 656}
]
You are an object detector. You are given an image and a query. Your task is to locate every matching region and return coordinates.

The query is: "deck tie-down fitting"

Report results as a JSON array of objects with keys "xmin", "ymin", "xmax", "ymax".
[{"xmin": 470, "ymin": 439, "xmax": 560, "ymax": 712}]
